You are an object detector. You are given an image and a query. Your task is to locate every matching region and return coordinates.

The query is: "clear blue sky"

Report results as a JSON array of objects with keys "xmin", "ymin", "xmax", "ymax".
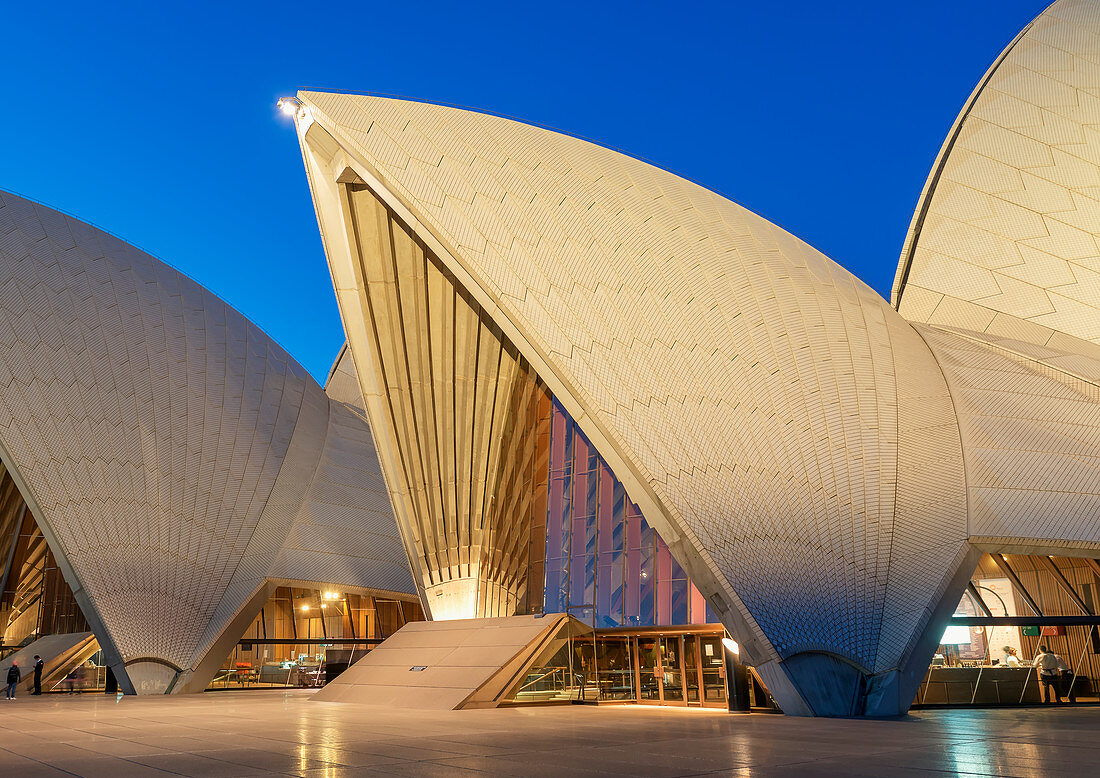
[{"xmin": 1, "ymin": 0, "xmax": 1045, "ymax": 381}]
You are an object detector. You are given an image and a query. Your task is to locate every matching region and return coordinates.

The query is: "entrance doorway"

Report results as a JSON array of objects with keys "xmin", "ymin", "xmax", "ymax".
[
  {"xmin": 623, "ymin": 629, "xmax": 727, "ymax": 707},
  {"xmin": 508, "ymin": 623, "xmax": 767, "ymax": 708}
]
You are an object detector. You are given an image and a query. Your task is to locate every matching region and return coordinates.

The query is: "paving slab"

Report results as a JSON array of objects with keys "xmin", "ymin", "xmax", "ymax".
[{"xmin": 0, "ymin": 690, "xmax": 1098, "ymax": 776}]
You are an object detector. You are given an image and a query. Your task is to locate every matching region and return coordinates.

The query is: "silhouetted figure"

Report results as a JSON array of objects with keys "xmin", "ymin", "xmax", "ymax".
[
  {"xmin": 1033, "ymin": 645, "xmax": 1065, "ymax": 703},
  {"xmin": 5, "ymin": 661, "xmax": 20, "ymax": 700},
  {"xmin": 1060, "ymin": 661, "xmax": 1078, "ymax": 704},
  {"xmin": 63, "ymin": 666, "xmax": 78, "ymax": 694},
  {"xmin": 32, "ymin": 655, "xmax": 43, "ymax": 695}
]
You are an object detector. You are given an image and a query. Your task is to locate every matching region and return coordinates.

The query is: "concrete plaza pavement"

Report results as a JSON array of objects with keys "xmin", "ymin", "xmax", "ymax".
[{"xmin": 0, "ymin": 689, "xmax": 1094, "ymax": 777}]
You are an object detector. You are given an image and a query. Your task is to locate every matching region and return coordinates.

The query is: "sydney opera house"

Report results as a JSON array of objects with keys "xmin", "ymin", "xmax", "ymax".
[{"xmin": 4, "ymin": 0, "xmax": 1100, "ymax": 716}]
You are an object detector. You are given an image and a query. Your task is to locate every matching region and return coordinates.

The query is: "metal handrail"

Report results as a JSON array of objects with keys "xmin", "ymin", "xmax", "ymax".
[{"xmin": 518, "ymin": 666, "xmax": 567, "ymax": 692}]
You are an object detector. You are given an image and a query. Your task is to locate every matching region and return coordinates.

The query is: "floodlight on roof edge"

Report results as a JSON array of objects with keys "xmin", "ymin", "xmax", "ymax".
[{"xmin": 277, "ymin": 96, "xmax": 307, "ymax": 121}]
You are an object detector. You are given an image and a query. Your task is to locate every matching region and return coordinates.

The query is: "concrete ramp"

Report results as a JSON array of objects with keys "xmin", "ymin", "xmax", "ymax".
[
  {"xmin": 2, "ymin": 631, "xmax": 97, "ymax": 692},
  {"xmin": 314, "ymin": 613, "xmax": 582, "ymax": 709}
]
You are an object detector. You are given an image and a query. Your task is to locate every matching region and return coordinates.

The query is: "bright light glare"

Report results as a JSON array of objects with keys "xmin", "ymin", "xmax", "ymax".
[
  {"xmin": 722, "ymin": 637, "xmax": 740, "ymax": 656},
  {"xmin": 323, "ymin": 591, "xmax": 339, "ymax": 600},
  {"xmin": 300, "ymin": 604, "xmax": 310, "ymax": 611},
  {"xmin": 940, "ymin": 625, "xmax": 972, "ymax": 645},
  {"xmin": 277, "ymin": 98, "xmax": 297, "ymax": 117}
]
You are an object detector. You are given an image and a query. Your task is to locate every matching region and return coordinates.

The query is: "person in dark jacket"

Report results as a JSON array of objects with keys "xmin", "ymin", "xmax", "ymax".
[
  {"xmin": 5, "ymin": 661, "xmax": 20, "ymax": 700},
  {"xmin": 32, "ymin": 655, "xmax": 43, "ymax": 695}
]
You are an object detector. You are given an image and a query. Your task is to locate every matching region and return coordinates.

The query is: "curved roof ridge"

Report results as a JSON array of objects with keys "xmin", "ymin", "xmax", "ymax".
[
  {"xmin": 296, "ymin": 88, "xmax": 831, "ymax": 264},
  {"xmin": 892, "ymin": 11, "xmax": 1040, "ymax": 308},
  {"xmin": 892, "ymin": 0, "xmax": 1100, "ymax": 347}
]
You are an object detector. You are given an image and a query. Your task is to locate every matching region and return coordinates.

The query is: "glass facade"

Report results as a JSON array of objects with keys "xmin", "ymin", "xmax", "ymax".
[
  {"xmin": 0, "ymin": 465, "xmax": 90, "ymax": 648},
  {"xmin": 504, "ymin": 624, "xmax": 733, "ymax": 708},
  {"xmin": 204, "ymin": 399, "xmax": 720, "ymax": 698},
  {"xmin": 535, "ymin": 401, "xmax": 717, "ymax": 629},
  {"xmin": 499, "ymin": 400, "xmax": 731, "ymax": 707},
  {"xmin": 917, "ymin": 553, "xmax": 1100, "ymax": 706},
  {"xmin": 208, "ymin": 586, "xmax": 424, "ymax": 690}
]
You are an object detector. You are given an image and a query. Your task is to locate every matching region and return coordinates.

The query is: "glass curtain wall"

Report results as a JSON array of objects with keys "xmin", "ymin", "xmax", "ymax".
[
  {"xmin": 538, "ymin": 401, "xmax": 718, "ymax": 629},
  {"xmin": 209, "ymin": 587, "xmax": 424, "ymax": 690},
  {"xmin": 0, "ymin": 463, "xmax": 90, "ymax": 649},
  {"xmin": 505, "ymin": 628, "xmax": 732, "ymax": 707},
  {"xmin": 917, "ymin": 553, "xmax": 1100, "ymax": 706},
  {"xmin": 506, "ymin": 402, "xmax": 730, "ymax": 706}
]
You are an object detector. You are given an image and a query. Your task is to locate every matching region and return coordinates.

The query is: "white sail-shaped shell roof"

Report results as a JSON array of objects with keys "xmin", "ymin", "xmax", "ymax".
[
  {"xmin": 0, "ymin": 191, "xmax": 415, "ymax": 693},
  {"xmin": 896, "ymin": 0, "xmax": 1100, "ymax": 351},
  {"xmin": 296, "ymin": 91, "xmax": 971, "ymax": 715}
]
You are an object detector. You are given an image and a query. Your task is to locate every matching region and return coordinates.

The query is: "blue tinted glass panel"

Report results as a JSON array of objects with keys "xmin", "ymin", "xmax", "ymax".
[
  {"xmin": 607, "ymin": 561, "xmax": 625, "ymax": 628},
  {"xmin": 671, "ymin": 578, "xmax": 689, "ymax": 626},
  {"xmin": 541, "ymin": 400, "xmax": 718, "ymax": 627},
  {"xmin": 639, "ymin": 524, "xmax": 656, "ymax": 627},
  {"xmin": 544, "ymin": 559, "xmax": 568, "ymax": 613}
]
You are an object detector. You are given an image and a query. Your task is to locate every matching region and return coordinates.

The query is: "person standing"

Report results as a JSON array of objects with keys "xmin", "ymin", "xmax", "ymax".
[
  {"xmin": 5, "ymin": 660, "xmax": 20, "ymax": 700},
  {"xmin": 1057, "ymin": 654, "xmax": 1077, "ymax": 704},
  {"xmin": 1033, "ymin": 645, "xmax": 1063, "ymax": 703},
  {"xmin": 32, "ymin": 655, "xmax": 43, "ymax": 695}
]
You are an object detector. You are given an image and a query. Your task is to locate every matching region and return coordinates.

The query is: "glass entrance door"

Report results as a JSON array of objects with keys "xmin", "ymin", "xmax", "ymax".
[
  {"xmin": 636, "ymin": 637, "xmax": 662, "ymax": 701},
  {"xmin": 698, "ymin": 635, "xmax": 727, "ymax": 707},
  {"xmin": 595, "ymin": 637, "xmax": 635, "ymax": 701},
  {"xmin": 659, "ymin": 637, "xmax": 685, "ymax": 703},
  {"xmin": 623, "ymin": 632, "xmax": 730, "ymax": 706},
  {"xmin": 683, "ymin": 635, "xmax": 701, "ymax": 703},
  {"xmin": 632, "ymin": 635, "xmax": 693, "ymax": 705}
]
